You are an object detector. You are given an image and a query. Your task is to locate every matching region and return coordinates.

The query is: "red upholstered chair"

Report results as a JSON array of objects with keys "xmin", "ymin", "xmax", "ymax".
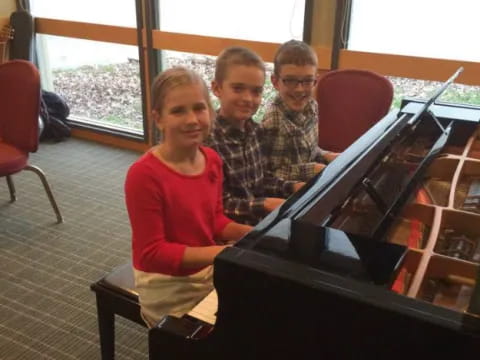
[
  {"xmin": 316, "ymin": 69, "xmax": 394, "ymax": 152},
  {"xmin": 0, "ymin": 60, "xmax": 63, "ymax": 223}
]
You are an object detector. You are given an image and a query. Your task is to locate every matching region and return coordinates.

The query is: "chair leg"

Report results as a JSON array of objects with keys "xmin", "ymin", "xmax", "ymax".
[
  {"xmin": 6, "ymin": 175, "xmax": 16, "ymax": 202},
  {"xmin": 96, "ymin": 295, "xmax": 116, "ymax": 360},
  {"xmin": 24, "ymin": 165, "xmax": 64, "ymax": 223}
]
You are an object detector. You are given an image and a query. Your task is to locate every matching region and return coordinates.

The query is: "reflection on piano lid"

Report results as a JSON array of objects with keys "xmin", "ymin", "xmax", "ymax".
[
  {"xmin": 150, "ymin": 68, "xmax": 480, "ymax": 359},
  {"xmin": 256, "ymin": 219, "xmax": 407, "ymax": 286}
]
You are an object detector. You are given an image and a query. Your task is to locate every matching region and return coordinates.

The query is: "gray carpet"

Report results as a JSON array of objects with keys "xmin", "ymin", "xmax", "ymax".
[{"xmin": 0, "ymin": 138, "xmax": 148, "ymax": 360}]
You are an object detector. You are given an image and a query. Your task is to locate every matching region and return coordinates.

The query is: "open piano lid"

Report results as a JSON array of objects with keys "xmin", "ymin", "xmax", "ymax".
[{"xmin": 221, "ymin": 67, "xmax": 480, "ymax": 333}]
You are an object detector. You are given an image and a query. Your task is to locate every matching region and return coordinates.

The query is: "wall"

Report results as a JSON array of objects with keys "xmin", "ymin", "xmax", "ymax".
[
  {"xmin": 0, "ymin": 0, "xmax": 16, "ymax": 26},
  {"xmin": 0, "ymin": 0, "xmax": 16, "ymax": 15}
]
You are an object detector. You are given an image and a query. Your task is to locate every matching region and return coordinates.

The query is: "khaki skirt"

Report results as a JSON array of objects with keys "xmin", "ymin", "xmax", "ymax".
[{"xmin": 133, "ymin": 265, "xmax": 214, "ymax": 328}]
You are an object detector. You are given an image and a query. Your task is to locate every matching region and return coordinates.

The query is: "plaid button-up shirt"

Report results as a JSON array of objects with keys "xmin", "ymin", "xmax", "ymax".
[
  {"xmin": 262, "ymin": 96, "xmax": 326, "ymax": 182},
  {"xmin": 205, "ymin": 114, "xmax": 296, "ymax": 225}
]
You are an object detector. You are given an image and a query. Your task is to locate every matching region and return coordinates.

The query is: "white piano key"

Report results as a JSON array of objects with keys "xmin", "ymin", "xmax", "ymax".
[{"xmin": 187, "ymin": 290, "xmax": 217, "ymax": 325}]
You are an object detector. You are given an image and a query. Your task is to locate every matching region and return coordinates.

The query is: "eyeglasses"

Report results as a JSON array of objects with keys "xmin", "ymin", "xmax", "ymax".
[{"xmin": 280, "ymin": 77, "xmax": 317, "ymax": 89}]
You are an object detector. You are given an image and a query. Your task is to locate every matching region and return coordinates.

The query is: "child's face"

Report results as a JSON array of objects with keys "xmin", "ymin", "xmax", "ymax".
[
  {"xmin": 154, "ymin": 83, "xmax": 211, "ymax": 149},
  {"xmin": 212, "ymin": 65, "xmax": 265, "ymax": 127},
  {"xmin": 272, "ymin": 64, "xmax": 317, "ymax": 112}
]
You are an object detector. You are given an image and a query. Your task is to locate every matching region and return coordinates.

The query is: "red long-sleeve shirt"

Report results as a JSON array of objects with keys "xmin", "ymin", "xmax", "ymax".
[{"xmin": 125, "ymin": 146, "xmax": 232, "ymax": 276}]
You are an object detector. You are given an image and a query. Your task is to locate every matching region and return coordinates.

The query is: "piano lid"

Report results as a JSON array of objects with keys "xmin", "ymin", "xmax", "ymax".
[{"xmin": 241, "ymin": 68, "xmax": 473, "ymax": 240}]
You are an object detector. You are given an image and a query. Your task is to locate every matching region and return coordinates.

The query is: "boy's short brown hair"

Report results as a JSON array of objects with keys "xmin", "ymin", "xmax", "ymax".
[
  {"xmin": 273, "ymin": 40, "xmax": 318, "ymax": 76},
  {"xmin": 214, "ymin": 46, "xmax": 265, "ymax": 84}
]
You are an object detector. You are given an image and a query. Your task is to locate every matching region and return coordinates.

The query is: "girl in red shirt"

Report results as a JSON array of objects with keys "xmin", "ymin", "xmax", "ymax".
[{"xmin": 125, "ymin": 67, "xmax": 251, "ymax": 327}]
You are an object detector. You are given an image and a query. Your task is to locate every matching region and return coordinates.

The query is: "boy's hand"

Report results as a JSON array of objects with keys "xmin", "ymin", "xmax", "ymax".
[
  {"xmin": 324, "ymin": 151, "xmax": 340, "ymax": 163},
  {"xmin": 293, "ymin": 182, "xmax": 306, "ymax": 192},
  {"xmin": 264, "ymin": 197, "xmax": 285, "ymax": 213},
  {"xmin": 314, "ymin": 163, "xmax": 326, "ymax": 174}
]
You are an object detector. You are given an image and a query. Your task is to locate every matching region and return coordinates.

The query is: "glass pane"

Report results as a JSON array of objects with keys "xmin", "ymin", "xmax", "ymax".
[
  {"xmin": 158, "ymin": 0, "xmax": 305, "ymax": 43},
  {"xmin": 30, "ymin": 0, "xmax": 137, "ymax": 27},
  {"xmin": 37, "ymin": 35, "xmax": 143, "ymax": 132},
  {"xmin": 349, "ymin": 0, "xmax": 480, "ymax": 62},
  {"xmin": 388, "ymin": 77, "xmax": 480, "ymax": 109},
  {"xmin": 162, "ymin": 50, "xmax": 275, "ymax": 123}
]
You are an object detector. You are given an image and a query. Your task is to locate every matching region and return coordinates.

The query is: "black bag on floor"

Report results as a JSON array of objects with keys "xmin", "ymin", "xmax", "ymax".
[{"xmin": 40, "ymin": 90, "xmax": 71, "ymax": 142}]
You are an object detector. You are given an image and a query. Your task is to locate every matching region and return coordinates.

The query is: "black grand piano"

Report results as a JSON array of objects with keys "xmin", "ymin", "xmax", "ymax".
[{"xmin": 149, "ymin": 70, "xmax": 480, "ymax": 359}]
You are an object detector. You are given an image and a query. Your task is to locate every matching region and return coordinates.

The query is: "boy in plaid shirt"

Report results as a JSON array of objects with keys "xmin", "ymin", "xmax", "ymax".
[
  {"xmin": 262, "ymin": 40, "xmax": 339, "ymax": 182},
  {"xmin": 206, "ymin": 46, "xmax": 303, "ymax": 225}
]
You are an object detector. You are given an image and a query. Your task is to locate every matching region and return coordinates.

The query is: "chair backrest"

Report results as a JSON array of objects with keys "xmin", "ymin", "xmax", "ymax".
[
  {"xmin": 316, "ymin": 69, "xmax": 393, "ymax": 152},
  {"xmin": 0, "ymin": 59, "xmax": 40, "ymax": 153}
]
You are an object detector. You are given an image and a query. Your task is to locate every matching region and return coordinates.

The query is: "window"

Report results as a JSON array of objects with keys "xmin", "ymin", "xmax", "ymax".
[
  {"xmin": 158, "ymin": 0, "xmax": 305, "ymax": 43},
  {"xmin": 348, "ymin": 0, "xmax": 480, "ymax": 62},
  {"xmin": 30, "ymin": 0, "xmax": 137, "ymax": 27},
  {"xmin": 389, "ymin": 76, "xmax": 480, "ymax": 109},
  {"xmin": 32, "ymin": 1, "xmax": 143, "ymax": 133},
  {"xmin": 37, "ymin": 35, "xmax": 143, "ymax": 132},
  {"xmin": 31, "ymin": 0, "xmax": 309, "ymax": 140}
]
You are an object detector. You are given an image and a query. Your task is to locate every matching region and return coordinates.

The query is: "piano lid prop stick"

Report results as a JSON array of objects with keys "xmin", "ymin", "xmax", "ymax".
[
  {"xmin": 412, "ymin": 66, "xmax": 465, "ymax": 128},
  {"xmin": 361, "ymin": 178, "xmax": 388, "ymax": 213},
  {"xmin": 427, "ymin": 109, "xmax": 447, "ymax": 134}
]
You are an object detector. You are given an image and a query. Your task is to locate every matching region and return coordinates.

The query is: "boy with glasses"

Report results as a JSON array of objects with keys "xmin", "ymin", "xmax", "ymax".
[{"xmin": 262, "ymin": 40, "xmax": 339, "ymax": 182}]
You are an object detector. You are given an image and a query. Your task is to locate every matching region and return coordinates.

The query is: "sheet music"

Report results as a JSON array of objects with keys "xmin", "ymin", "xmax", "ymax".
[{"xmin": 187, "ymin": 290, "xmax": 217, "ymax": 325}]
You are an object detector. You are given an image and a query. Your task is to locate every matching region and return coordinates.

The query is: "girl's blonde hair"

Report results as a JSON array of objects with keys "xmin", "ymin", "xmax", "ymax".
[{"xmin": 151, "ymin": 66, "xmax": 213, "ymax": 117}]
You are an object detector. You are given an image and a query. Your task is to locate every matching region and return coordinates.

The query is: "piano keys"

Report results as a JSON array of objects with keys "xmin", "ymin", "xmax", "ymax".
[
  {"xmin": 186, "ymin": 290, "xmax": 217, "ymax": 326},
  {"xmin": 149, "ymin": 71, "xmax": 480, "ymax": 359}
]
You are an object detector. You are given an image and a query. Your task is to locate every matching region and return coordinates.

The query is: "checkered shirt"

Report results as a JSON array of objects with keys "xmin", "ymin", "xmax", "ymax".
[
  {"xmin": 262, "ymin": 96, "xmax": 326, "ymax": 181},
  {"xmin": 205, "ymin": 114, "xmax": 296, "ymax": 225}
]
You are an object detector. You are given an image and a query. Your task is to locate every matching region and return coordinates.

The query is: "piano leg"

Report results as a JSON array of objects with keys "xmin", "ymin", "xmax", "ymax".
[
  {"xmin": 148, "ymin": 327, "xmax": 163, "ymax": 360},
  {"xmin": 149, "ymin": 321, "xmax": 189, "ymax": 360}
]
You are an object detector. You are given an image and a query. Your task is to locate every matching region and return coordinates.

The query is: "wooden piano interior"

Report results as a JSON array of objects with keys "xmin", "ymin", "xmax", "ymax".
[
  {"xmin": 322, "ymin": 116, "xmax": 480, "ymax": 317},
  {"xmin": 386, "ymin": 127, "xmax": 480, "ymax": 313}
]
